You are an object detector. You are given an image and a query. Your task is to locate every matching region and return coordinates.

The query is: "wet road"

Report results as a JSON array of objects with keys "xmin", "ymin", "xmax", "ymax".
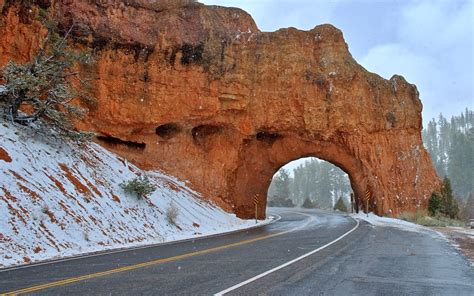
[{"xmin": 1, "ymin": 208, "xmax": 473, "ymax": 295}]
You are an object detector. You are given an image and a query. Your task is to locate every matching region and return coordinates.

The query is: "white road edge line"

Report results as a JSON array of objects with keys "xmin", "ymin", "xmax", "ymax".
[{"xmin": 214, "ymin": 217, "xmax": 360, "ymax": 296}]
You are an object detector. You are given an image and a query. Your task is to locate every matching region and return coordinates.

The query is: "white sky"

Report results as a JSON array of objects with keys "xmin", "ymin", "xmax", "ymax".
[{"xmin": 200, "ymin": 0, "xmax": 473, "ymax": 125}]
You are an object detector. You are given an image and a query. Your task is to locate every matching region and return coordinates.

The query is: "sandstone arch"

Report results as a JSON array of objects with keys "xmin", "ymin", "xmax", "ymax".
[{"xmin": 0, "ymin": 1, "xmax": 440, "ymax": 218}]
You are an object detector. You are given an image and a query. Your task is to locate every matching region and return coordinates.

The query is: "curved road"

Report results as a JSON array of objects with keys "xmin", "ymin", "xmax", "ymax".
[{"xmin": 1, "ymin": 208, "xmax": 473, "ymax": 295}]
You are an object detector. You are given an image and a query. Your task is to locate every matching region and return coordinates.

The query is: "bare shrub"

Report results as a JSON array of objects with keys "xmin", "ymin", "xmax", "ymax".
[{"xmin": 166, "ymin": 203, "xmax": 179, "ymax": 225}]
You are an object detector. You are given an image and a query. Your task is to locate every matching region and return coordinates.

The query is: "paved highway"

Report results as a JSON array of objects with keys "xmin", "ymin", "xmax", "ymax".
[{"xmin": 1, "ymin": 208, "xmax": 473, "ymax": 295}]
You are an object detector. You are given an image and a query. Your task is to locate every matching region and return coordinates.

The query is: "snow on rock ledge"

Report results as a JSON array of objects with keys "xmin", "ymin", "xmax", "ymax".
[{"xmin": 0, "ymin": 122, "xmax": 258, "ymax": 268}]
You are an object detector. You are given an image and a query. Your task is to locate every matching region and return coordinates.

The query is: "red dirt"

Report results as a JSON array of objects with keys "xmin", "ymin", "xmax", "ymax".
[
  {"xmin": 17, "ymin": 183, "xmax": 41, "ymax": 201},
  {"xmin": 88, "ymin": 215, "xmax": 98, "ymax": 224},
  {"xmin": 0, "ymin": 147, "xmax": 12, "ymax": 162},
  {"xmin": 167, "ymin": 182, "xmax": 180, "ymax": 192},
  {"xmin": 1, "ymin": 186, "xmax": 17, "ymax": 202},
  {"xmin": 1, "ymin": 187, "xmax": 28, "ymax": 225},
  {"xmin": 9, "ymin": 170, "xmax": 27, "ymax": 182},
  {"xmin": 111, "ymin": 192, "xmax": 121, "ymax": 203},
  {"xmin": 46, "ymin": 174, "xmax": 68, "ymax": 195},
  {"xmin": 44, "ymin": 208, "xmax": 58, "ymax": 223},
  {"xmin": 46, "ymin": 173, "xmax": 87, "ymax": 211},
  {"xmin": 73, "ymin": 166, "xmax": 102, "ymax": 196},
  {"xmin": 6, "ymin": 203, "xmax": 27, "ymax": 224},
  {"xmin": 59, "ymin": 163, "xmax": 91, "ymax": 196},
  {"xmin": 39, "ymin": 222, "xmax": 61, "ymax": 251}
]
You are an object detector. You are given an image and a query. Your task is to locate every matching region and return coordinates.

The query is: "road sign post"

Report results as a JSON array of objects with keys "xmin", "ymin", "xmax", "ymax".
[
  {"xmin": 365, "ymin": 190, "xmax": 371, "ymax": 217},
  {"xmin": 253, "ymin": 195, "xmax": 259, "ymax": 224},
  {"xmin": 350, "ymin": 193, "xmax": 354, "ymax": 214}
]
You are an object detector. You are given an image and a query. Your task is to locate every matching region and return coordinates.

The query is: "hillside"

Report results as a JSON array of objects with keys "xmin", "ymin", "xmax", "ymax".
[{"xmin": 0, "ymin": 122, "xmax": 258, "ymax": 268}]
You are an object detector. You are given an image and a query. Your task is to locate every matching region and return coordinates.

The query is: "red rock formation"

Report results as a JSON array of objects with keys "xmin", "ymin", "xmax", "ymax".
[{"xmin": 0, "ymin": 1, "xmax": 440, "ymax": 218}]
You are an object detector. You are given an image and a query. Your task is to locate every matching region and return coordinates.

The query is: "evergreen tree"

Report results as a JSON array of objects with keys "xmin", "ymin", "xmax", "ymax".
[
  {"xmin": 334, "ymin": 197, "xmax": 348, "ymax": 212},
  {"xmin": 448, "ymin": 127, "xmax": 473, "ymax": 199},
  {"xmin": 440, "ymin": 177, "xmax": 459, "ymax": 219},
  {"xmin": 315, "ymin": 162, "xmax": 333, "ymax": 209},
  {"xmin": 0, "ymin": 23, "xmax": 95, "ymax": 141},
  {"xmin": 422, "ymin": 108, "xmax": 473, "ymax": 201},
  {"xmin": 270, "ymin": 158, "xmax": 351, "ymax": 208},
  {"xmin": 272, "ymin": 169, "xmax": 291, "ymax": 199},
  {"xmin": 463, "ymin": 191, "xmax": 474, "ymax": 220},
  {"xmin": 302, "ymin": 197, "xmax": 316, "ymax": 208},
  {"xmin": 428, "ymin": 177, "xmax": 460, "ymax": 219}
]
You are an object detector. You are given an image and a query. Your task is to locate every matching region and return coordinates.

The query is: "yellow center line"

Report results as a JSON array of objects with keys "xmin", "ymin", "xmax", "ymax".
[{"xmin": 2, "ymin": 226, "xmax": 298, "ymax": 295}]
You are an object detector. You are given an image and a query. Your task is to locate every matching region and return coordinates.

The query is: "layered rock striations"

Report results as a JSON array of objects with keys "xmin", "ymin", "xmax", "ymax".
[{"xmin": 0, "ymin": 0, "xmax": 440, "ymax": 218}]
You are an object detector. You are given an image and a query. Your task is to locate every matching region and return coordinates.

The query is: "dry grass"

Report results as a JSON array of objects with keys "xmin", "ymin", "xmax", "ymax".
[
  {"xmin": 399, "ymin": 210, "xmax": 466, "ymax": 227},
  {"xmin": 166, "ymin": 203, "xmax": 179, "ymax": 225}
]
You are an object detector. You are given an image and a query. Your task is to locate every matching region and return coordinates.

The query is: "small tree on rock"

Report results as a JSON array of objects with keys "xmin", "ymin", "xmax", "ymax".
[{"xmin": 0, "ymin": 23, "xmax": 95, "ymax": 141}]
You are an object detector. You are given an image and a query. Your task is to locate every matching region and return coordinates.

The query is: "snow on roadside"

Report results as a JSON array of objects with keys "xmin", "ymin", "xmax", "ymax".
[
  {"xmin": 0, "ymin": 122, "xmax": 268, "ymax": 268},
  {"xmin": 351, "ymin": 212, "xmax": 442, "ymax": 238},
  {"xmin": 444, "ymin": 227, "xmax": 474, "ymax": 239}
]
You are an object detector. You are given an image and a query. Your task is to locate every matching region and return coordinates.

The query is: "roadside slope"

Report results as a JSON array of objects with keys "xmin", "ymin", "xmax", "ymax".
[{"xmin": 0, "ymin": 122, "xmax": 256, "ymax": 268}]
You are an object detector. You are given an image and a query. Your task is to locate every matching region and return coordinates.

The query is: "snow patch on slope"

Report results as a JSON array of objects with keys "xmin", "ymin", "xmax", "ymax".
[{"xmin": 0, "ymin": 122, "xmax": 261, "ymax": 268}]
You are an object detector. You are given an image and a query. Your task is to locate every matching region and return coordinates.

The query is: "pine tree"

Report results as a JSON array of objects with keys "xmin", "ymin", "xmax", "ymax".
[
  {"xmin": 272, "ymin": 169, "xmax": 291, "ymax": 199},
  {"xmin": 440, "ymin": 177, "xmax": 459, "ymax": 219},
  {"xmin": 423, "ymin": 109, "xmax": 473, "ymax": 201},
  {"xmin": 302, "ymin": 197, "xmax": 315, "ymax": 209},
  {"xmin": 334, "ymin": 196, "xmax": 348, "ymax": 212},
  {"xmin": 0, "ymin": 23, "xmax": 95, "ymax": 141},
  {"xmin": 463, "ymin": 191, "xmax": 474, "ymax": 220}
]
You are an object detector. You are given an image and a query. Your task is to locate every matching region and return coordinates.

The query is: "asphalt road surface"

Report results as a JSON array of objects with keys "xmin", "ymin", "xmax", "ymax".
[{"xmin": 1, "ymin": 208, "xmax": 473, "ymax": 295}]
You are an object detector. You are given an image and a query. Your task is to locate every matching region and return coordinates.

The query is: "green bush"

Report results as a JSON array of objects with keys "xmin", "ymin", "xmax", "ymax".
[
  {"xmin": 302, "ymin": 198, "xmax": 316, "ymax": 209},
  {"xmin": 400, "ymin": 210, "xmax": 465, "ymax": 227},
  {"xmin": 334, "ymin": 197, "xmax": 348, "ymax": 212},
  {"xmin": 119, "ymin": 176, "xmax": 156, "ymax": 199},
  {"xmin": 428, "ymin": 192, "xmax": 443, "ymax": 216},
  {"xmin": 428, "ymin": 177, "xmax": 460, "ymax": 219}
]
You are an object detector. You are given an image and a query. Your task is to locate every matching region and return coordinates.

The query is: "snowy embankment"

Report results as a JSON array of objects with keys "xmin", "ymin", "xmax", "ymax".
[
  {"xmin": 0, "ymin": 122, "xmax": 265, "ymax": 268},
  {"xmin": 351, "ymin": 212, "xmax": 441, "ymax": 237}
]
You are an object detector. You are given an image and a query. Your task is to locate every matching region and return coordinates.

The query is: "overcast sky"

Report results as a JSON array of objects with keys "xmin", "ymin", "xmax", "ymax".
[{"xmin": 201, "ymin": 0, "xmax": 473, "ymax": 125}]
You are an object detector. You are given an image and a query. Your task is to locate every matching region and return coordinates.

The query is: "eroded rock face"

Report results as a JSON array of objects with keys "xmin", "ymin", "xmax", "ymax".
[{"xmin": 0, "ymin": 1, "xmax": 440, "ymax": 218}]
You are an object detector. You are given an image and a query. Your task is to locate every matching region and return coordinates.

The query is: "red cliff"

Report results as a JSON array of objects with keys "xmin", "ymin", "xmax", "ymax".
[{"xmin": 0, "ymin": 0, "xmax": 440, "ymax": 218}]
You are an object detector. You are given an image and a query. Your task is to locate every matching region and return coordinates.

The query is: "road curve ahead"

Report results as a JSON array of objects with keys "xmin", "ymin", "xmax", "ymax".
[{"xmin": 1, "ymin": 208, "xmax": 473, "ymax": 295}]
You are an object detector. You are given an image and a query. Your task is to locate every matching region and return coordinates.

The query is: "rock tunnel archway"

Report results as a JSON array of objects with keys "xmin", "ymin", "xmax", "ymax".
[
  {"xmin": 233, "ymin": 135, "xmax": 378, "ymax": 218},
  {"xmin": 0, "ymin": 1, "xmax": 441, "ymax": 219}
]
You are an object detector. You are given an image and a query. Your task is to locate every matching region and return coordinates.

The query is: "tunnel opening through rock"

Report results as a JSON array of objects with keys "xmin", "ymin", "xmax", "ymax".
[
  {"xmin": 156, "ymin": 123, "xmax": 181, "ymax": 139},
  {"xmin": 96, "ymin": 135, "xmax": 146, "ymax": 150},
  {"xmin": 266, "ymin": 157, "xmax": 355, "ymax": 213}
]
